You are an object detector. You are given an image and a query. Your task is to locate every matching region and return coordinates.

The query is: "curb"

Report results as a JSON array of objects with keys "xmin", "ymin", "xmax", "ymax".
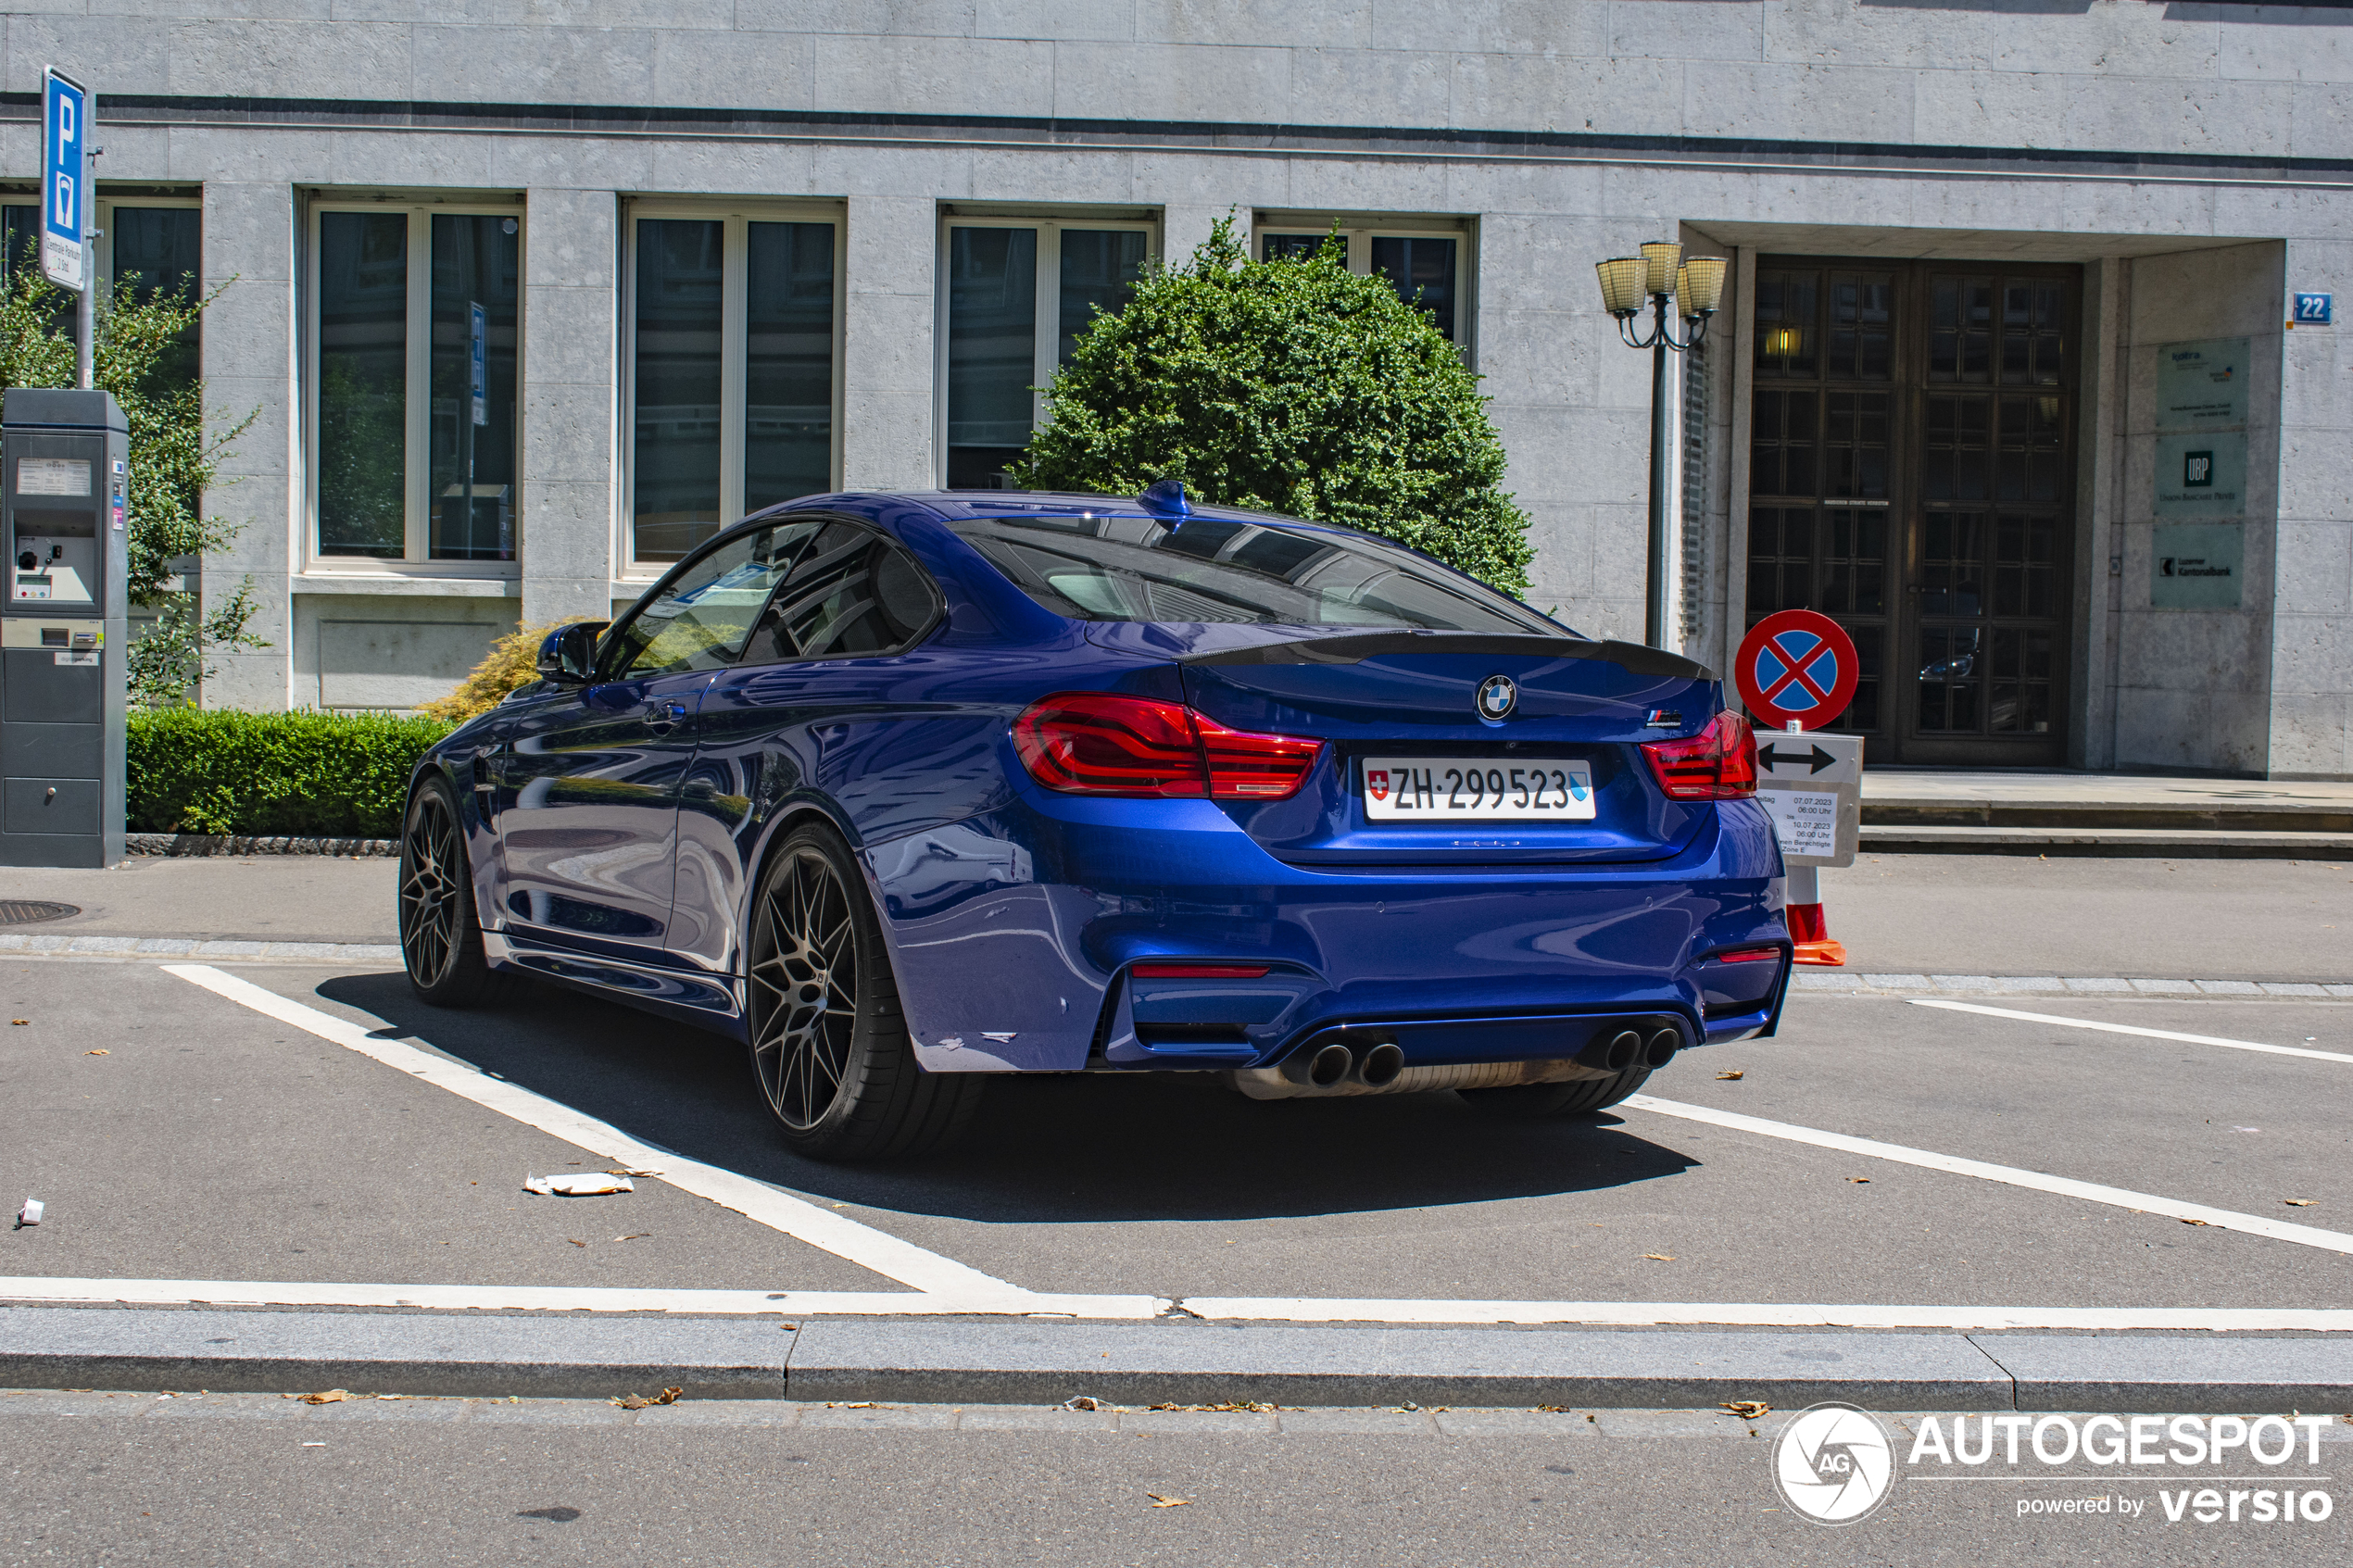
[
  {"xmin": 0, "ymin": 1308, "xmax": 784, "ymax": 1402},
  {"xmin": 6, "ymin": 1309, "xmax": 2352, "ymax": 1413},
  {"xmin": 1792, "ymin": 971, "xmax": 2353, "ymax": 998},
  {"xmin": 127, "ymin": 834, "xmax": 396, "ymax": 859},
  {"xmin": 1858, "ymin": 825, "xmax": 2353, "ymax": 859}
]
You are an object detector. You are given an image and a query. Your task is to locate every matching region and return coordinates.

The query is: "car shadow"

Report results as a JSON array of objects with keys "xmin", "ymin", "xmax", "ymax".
[{"xmin": 315, "ymin": 972, "xmax": 1700, "ymax": 1225}]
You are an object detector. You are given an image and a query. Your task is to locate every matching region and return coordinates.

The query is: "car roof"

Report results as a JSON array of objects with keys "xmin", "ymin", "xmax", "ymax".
[{"xmin": 801, "ymin": 489, "xmax": 1370, "ymax": 539}]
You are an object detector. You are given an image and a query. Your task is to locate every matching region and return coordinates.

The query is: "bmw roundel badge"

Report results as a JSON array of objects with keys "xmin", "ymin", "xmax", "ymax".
[{"xmin": 1476, "ymin": 673, "xmax": 1517, "ymax": 721}]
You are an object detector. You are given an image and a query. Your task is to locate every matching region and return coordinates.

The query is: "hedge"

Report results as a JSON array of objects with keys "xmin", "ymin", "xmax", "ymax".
[{"xmin": 128, "ymin": 709, "xmax": 456, "ymax": 839}]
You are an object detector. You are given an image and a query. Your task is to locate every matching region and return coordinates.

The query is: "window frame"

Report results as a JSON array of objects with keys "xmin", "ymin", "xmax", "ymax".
[
  {"xmin": 1251, "ymin": 210, "xmax": 1478, "ymax": 362},
  {"xmin": 933, "ymin": 209, "xmax": 1161, "ymax": 488},
  {"xmin": 299, "ymin": 191, "xmax": 527, "ymax": 578},
  {"xmin": 0, "ymin": 189, "xmax": 203, "ymax": 335},
  {"xmin": 619, "ymin": 197, "xmax": 848, "ymax": 583},
  {"xmin": 94, "ymin": 191, "xmax": 204, "ymax": 304},
  {"xmin": 596, "ymin": 511, "xmax": 943, "ymax": 682}
]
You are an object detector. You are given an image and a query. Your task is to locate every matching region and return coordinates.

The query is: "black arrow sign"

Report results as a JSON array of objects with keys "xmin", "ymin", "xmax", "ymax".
[{"xmin": 1755, "ymin": 742, "xmax": 1836, "ymax": 774}]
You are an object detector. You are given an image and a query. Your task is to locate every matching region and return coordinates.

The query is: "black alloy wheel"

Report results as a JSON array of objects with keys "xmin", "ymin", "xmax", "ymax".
[
  {"xmin": 746, "ymin": 824, "xmax": 984, "ymax": 1161},
  {"xmin": 399, "ymin": 774, "xmax": 497, "ymax": 1007}
]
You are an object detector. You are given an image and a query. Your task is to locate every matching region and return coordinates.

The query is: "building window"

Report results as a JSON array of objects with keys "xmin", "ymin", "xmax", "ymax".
[
  {"xmin": 1257, "ymin": 220, "xmax": 1470, "ymax": 347},
  {"xmin": 2, "ymin": 196, "xmax": 203, "ymax": 389},
  {"xmin": 625, "ymin": 207, "xmax": 840, "ymax": 567},
  {"xmin": 308, "ymin": 199, "xmax": 522, "ymax": 567},
  {"xmin": 940, "ymin": 216, "xmax": 1153, "ymax": 489}
]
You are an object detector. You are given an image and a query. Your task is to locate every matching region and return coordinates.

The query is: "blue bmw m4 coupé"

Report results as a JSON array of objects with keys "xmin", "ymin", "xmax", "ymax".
[{"xmin": 398, "ymin": 483, "xmax": 1790, "ymax": 1160}]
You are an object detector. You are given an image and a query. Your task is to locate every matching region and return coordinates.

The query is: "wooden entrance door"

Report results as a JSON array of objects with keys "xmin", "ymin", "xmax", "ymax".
[{"xmin": 1745, "ymin": 258, "xmax": 2081, "ymax": 766}]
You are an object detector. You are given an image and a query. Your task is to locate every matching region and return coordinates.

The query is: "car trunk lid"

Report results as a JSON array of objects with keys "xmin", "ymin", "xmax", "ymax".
[{"xmin": 1098, "ymin": 626, "xmax": 1725, "ymax": 867}]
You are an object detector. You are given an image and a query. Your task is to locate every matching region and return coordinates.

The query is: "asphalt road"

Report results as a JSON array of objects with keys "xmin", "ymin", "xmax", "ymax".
[
  {"xmin": 5, "ymin": 955, "xmax": 2349, "ymax": 1311},
  {"xmin": 4, "ymin": 853, "xmax": 2349, "ymax": 1565},
  {"xmin": 3, "ymin": 1392, "xmax": 2340, "ymax": 1567}
]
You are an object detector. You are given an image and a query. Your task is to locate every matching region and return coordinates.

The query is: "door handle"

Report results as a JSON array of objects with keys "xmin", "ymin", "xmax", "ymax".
[{"xmin": 647, "ymin": 698, "xmax": 690, "ymax": 731}]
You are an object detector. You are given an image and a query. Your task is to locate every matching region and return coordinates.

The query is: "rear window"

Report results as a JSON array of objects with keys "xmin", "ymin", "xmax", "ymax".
[{"xmin": 950, "ymin": 512, "xmax": 1564, "ymax": 634}]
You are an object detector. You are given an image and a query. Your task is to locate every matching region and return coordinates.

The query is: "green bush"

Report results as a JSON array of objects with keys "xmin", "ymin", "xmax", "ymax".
[
  {"xmin": 127, "ymin": 709, "xmax": 454, "ymax": 838},
  {"xmin": 1012, "ymin": 218, "xmax": 1535, "ymax": 594}
]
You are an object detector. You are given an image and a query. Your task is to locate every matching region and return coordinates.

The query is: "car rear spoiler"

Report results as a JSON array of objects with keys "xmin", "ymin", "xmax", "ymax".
[{"xmin": 1179, "ymin": 631, "xmax": 1714, "ymax": 683}]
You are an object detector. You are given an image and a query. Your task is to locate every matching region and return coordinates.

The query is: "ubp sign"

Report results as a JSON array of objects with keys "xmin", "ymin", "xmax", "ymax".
[
  {"xmin": 40, "ymin": 69, "xmax": 87, "ymax": 294},
  {"xmin": 1770, "ymin": 1406, "xmax": 2336, "ymax": 1529}
]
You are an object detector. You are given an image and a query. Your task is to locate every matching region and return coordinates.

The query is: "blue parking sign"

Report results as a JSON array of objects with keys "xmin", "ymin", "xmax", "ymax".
[
  {"xmin": 2293, "ymin": 292, "xmax": 2333, "ymax": 325},
  {"xmin": 41, "ymin": 69, "xmax": 87, "ymax": 293}
]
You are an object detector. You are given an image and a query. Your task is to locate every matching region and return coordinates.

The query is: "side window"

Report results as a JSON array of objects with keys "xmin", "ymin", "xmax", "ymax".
[
  {"xmin": 739, "ymin": 521, "xmax": 942, "ymax": 665},
  {"xmin": 600, "ymin": 523, "xmax": 809, "ymax": 679}
]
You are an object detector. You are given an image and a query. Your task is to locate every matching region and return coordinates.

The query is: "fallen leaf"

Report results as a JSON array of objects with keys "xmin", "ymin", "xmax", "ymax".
[
  {"xmin": 298, "ymin": 1389, "xmax": 349, "ymax": 1405},
  {"xmin": 610, "ymin": 1387, "xmax": 682, "ymax": 1411},
  {"xmin": 1716, "ymin": 1070, "xmax": 1743, "ymax": 1081},
  {"xmin": 1848, "ymin": 1176, "xmax": 1870, "ymax": 1184},
  {"xmin": 2286, "ymin": 1199, "xmax": 2317, "ymax": 1208},
  {"xmin": 84, "ymin": 1049, "xmax": 107, "ymax": 1056},
  {"xmin": 612, "ymin": 1234, "xmax": 651, "ymax": 1243},
  {"xmin": 567, "ymin": 1238, "xmax": 587, "ymax": 1248},
  {"xmin": 1536, "ymin": 1404, "xmax": 1572, "ymax": 1413},
  {"xmin": 1723, "ymin": 1400, "xmax": 1771, "ymax": 1420},
  {"xmin": 1642, "ymin": 1253, "xmax": 1677, "ymax": 1261},
  {"xmin": 8, "ymin": 1020, "xmax": 25, "ymax": 1026},
  {"xmin": 1063, "ymin": 1396, "xmax": 1108, "ymax": 1411},
  {"xmin": 2182, "ymin": 1218, "xmax": 2210, "ymax": 1227},
  {"xmin": 824, "ymin": 1401, "xmax": 877, "ymax": 1410},
  {"xmin": 1145, "ymin": 1494, "xmax": 1191, "ymax": 1508},
  {"xmin": 607, "ymin": 1167, "xmax": 662, "ymax": 1178}
]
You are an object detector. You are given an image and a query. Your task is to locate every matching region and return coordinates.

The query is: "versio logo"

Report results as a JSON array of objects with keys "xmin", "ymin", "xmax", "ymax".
[{"xmin": 1774, "ymin": 1402, "xmax": 1898, "ymax": 1524}]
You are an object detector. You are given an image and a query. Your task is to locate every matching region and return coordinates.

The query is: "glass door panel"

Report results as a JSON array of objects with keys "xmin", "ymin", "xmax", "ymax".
[{"xmin": 1747, "ymin": 257, "xmax": 2078, "ymax": 763}]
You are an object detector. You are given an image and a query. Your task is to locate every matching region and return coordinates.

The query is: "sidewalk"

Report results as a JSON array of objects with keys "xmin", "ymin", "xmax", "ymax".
[
  {"xmin": 1862, "ymin": 770, "xmax": 2353, "ymax": 854},
  {"xmin": 6, "ymin": 1309, "xmax": 2350, "ymax": 1412}
]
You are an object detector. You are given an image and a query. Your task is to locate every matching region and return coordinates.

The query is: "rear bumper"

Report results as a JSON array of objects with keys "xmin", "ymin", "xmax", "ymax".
[{"xmin": 864, "ymin": 789, "xmax": 1787, "ymax": 1074}]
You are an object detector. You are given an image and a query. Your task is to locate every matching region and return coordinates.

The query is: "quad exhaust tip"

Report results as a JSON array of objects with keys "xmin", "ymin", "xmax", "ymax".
[
  {"xmin": 1353, "ymin": 1041, "xmax": 1405, "ymax": 1088},
  {"xmin": 1304, "ymin": 1041, "xmax": 1353, "ymax": 1088},
  {"xmin": 1644, "ymin": 1026, "xmax": 1681, "ymax": 1070}
]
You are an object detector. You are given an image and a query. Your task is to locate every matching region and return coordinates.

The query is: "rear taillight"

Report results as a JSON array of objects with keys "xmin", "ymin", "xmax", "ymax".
[
  {"xmin": 1130, "ymin": 961, "xmax": 1272, "ymax": 979},
  {"xmin": 1641, "ymin": 710, "xmax": 1757, "ymax": 800},
  {"xmin": 1709, "ymin": 946, "xmax": 1782, "ymax": 964},
  {"xmin": 1013, "ymin": 692, "xmax": 1205, "ymax": 797},
  {"xmin": 1197, "ymin": 714, "xmax": 1324, "ymax": 798},
  {"xmin": 1013, "ymin": 692, "xmax": 1324, "ymax": 801}
]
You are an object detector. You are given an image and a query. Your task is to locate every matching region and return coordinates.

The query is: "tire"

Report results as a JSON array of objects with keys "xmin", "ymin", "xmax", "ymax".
[
  {"xmin": 1457, "ymin": 1066, "xmax": 1653, "ymax": 1119},
  {"xmin": 746, "ymin": 822, "xmax": 985, "ymax": 1162},
  {"xmin": 399, "ymin": 773, "xmax": 500, "ymax": 1008}
]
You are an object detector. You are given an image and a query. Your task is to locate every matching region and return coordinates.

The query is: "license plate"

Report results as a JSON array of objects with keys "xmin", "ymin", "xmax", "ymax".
[{"xmin": 1361, "ymin": 759, "xmax": 1596, "ymax": 821}]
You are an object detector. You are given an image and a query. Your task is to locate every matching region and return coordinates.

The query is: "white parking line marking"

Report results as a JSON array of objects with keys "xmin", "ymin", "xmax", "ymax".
[
  {"xmin": 1906, "ymin": 997, "xmax": 2353, "ymax": 1064},
  {"xmin": 6, "ymin": 1275, "xmax": 2353, "ymax": 1331},
  {"xmin": 0, "ymin": 1276, "xmax": 1157, "ymax": 1319},
  {"xmin": 1622, "ymin": 1094, "xmax": 2353, "ymax": 1256},
  {"xmin": 162, "ymin": 964, "xmax": 1025, "ymax": 1301},
  {"xmin": 1179, "ymin": 1299, "xmax": 2353, "ymax": 1331}
]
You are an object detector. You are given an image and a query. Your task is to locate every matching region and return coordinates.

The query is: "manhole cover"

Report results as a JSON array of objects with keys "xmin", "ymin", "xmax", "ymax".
[{"xmin": 0, "ymin": 900, "xmax": 78, "ymax": 927}]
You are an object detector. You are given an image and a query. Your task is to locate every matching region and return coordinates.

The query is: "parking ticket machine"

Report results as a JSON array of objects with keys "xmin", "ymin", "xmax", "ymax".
[{"xmin": 1, "ymin": 389, "xmax": 128, "ymax": 867}]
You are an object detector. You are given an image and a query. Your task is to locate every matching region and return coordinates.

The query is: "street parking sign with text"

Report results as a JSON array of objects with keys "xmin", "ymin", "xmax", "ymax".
[
  {"xmin": 1753, "ymin": 731, "xmax": 1862, "ymax": 868},
  {"xmin": 40, "ymin": 69, "xmax": 87, "ymax": 294},
  {"xmin": 1735, "ymin": 609, "xmax": 1858, "ymax": 733}
]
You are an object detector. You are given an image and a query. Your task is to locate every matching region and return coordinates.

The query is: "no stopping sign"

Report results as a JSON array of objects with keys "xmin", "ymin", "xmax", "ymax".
[{"xmin": 1735, "ymin": 610, "xmax": 1859, "ymax": 732}]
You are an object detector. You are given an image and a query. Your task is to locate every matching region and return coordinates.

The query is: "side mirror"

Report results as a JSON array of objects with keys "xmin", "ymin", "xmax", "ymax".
[{"xmin": 535, "ymin": 621, "xmax": 606, "ymax": 685}]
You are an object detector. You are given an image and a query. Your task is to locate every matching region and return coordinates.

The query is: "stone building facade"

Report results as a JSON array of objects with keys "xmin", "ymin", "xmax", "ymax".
[{"xmin": 25, "ymin": 0, "xmax": 2353, "ymax": 776}]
